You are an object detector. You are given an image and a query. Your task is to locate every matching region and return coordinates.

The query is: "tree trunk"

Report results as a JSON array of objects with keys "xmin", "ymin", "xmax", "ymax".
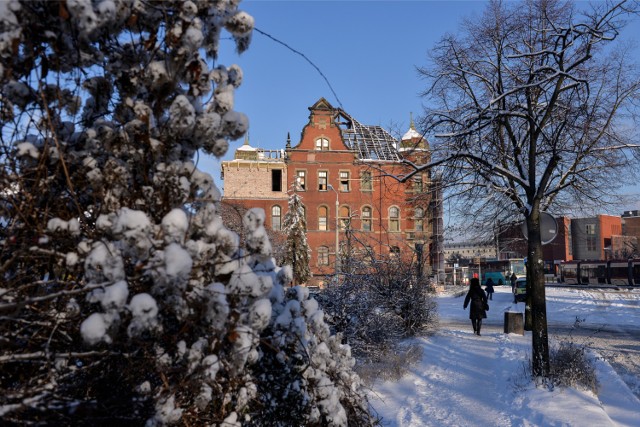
[{"xmin": 526, "ymin": 209, "xmax": 550, "ymax": 377}]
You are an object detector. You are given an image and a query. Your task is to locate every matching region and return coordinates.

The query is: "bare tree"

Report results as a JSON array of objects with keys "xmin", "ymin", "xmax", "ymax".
[{"xmin": 413, "ymin": 0, "xmax": 640, "ymax": 377}]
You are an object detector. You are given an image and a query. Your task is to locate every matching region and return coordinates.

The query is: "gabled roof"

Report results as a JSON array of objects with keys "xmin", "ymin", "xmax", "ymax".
[
  {"xmin": 309, "ymin": 97, "xmax": 334, "ymax": 111},
  {"xmin": 335, "ymin": 110, "xmax": 401, "ymax": 161}
]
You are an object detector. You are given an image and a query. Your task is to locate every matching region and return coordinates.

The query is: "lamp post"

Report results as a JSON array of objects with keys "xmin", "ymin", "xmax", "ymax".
[{"xmin": 328, "ymin": 184, "xmax": 339, "ymax": 275}]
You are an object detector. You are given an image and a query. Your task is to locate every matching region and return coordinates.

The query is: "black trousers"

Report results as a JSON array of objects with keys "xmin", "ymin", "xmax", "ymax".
[{"xmin": 471, "ymin": 318, "xmax": 483, "ymax": 334}]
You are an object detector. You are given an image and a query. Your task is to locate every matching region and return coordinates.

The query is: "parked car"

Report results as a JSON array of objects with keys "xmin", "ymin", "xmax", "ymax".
[{"xmin": 514, "ymin": 278, "xmax": 527, "ymax": 303}]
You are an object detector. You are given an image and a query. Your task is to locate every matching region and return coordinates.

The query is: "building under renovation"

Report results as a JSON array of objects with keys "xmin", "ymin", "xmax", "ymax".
[{"xmin": 222, "ymin": 98, "xmax": 444, "ymax": 286}]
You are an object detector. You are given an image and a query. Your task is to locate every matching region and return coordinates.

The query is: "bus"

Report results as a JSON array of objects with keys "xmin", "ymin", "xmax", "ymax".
[{"xmin": 472, "ymin": 259, "xmax": 526, "ymax": 286}]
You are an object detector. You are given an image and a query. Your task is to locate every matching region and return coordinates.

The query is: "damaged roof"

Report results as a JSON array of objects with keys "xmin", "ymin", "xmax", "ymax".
[{"xmin": 335, "ymin": 110, "xmax": 402, "ymax": 162}]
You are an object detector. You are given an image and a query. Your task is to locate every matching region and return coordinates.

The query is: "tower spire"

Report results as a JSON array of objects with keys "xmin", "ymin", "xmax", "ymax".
[{"xmin": 410, "ymin": 112, "xmax": 415, "ymax": 130}]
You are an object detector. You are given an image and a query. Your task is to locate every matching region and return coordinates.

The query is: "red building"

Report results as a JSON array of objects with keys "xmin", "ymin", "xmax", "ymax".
[{"xmin": 222, "ymin": 98, "xmax": 443, "ymax": 286}]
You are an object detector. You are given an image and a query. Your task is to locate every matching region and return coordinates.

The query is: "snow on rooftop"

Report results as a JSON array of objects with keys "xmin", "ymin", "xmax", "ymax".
[
  {"xmin": 401, "ymin": 127, "xmax": 422, "ymax": 141},
  {"xmin": 236, "ymin": 143, "xmax": 256, "ymax": 151}
]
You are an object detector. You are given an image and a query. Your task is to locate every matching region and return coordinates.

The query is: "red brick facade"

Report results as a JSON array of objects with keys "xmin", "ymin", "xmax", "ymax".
[{"xmin": 222, "ymin": 98, "xmax": 440, "ymax": 286}]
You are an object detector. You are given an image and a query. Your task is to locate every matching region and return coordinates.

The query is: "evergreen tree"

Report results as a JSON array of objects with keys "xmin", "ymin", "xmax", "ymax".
[
  {"xmin": 282, "ymin": 187, "xmax": 312, "ymax": 286},
  {"xmin": 0, "ymin": 1, "xmax": 373, "ymax": 425}
]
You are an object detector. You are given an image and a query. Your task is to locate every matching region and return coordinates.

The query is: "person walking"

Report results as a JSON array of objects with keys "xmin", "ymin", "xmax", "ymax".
[
  {"xmin": 510, "ymin": 273, "xmax": 518, "ymax": 294},
  {"xmin": 485, "ymin": 277, "xmax": 495, "ymax": 300},
  {"xmin": 463, "ymin": 277, "xmax": 489, "ymax": 335}
]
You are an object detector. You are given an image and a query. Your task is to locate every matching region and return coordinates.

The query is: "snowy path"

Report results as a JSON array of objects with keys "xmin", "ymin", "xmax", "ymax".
[
  {"xmin": 370, "ymin": 329, "xmax": 525, "ymax": 426},
  {"xmin": 368, "ymin": 287, "xmax": 640, "ymax": 426}
]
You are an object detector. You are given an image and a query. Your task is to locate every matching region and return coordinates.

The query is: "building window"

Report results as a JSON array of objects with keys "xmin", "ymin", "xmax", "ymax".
[
  {"xmin": 295, "ymin": 170, "xmax": 306, "ymax": 191},
  {"xmin": 271, "ymin": 205, "xmax": 282, "ymax": 231},
  {"xmin": 339, "ymin": 171, "xmax": 350, "ymax": 192},
  {"xmin": 361, "ymin": 171, "xmax": 372, "ymax": 191},
  {"xmin": 271, "ymin": 169, "xmax": 282, "ymax": 192},
  {"xmin": 413, "ymin": 176, "xmax": 423, "ymax": 193},
  {"xmin": 586, "ymin": 224, "xmax": 597, "ymax": 251},
  {"xmin": 315, "ymin": 137, "xmax": 329, "ymax": 151},
  {"xmin": 318, "ymin": 206, "xmax": 328, "ymax": 231},
  {"xmin": 568, "ymin": 228, "xmax": 573, "ymax": 256},
  {"xmin": 414, "ymin": 207, "xmax": 424, "ymax": 231},
  {"xmin": 362, "ymin": 206, "xmax": 372, "ymax": 231},
  {"xmin": 339, "ymin": 205, "xmax": 350, "ymax": 230},
  {"xmin": 389, "ymin": 206, "xmax": 400, "ymax": 232},
  {"xmin": 318, "ymin": 246, "xmax": 329, "ymax": 265},
  {"xmin": 390, "ymin": 246, "xmax": 400, "ymax": 257},
  {"xmin": 318, "ymin": 171, "xmax": 327, "ymax": 191}
]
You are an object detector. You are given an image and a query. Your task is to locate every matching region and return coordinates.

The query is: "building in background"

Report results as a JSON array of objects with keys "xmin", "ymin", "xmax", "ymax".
[
  {"xmin": 616, "ymin": 210, "xmax": 640, "ymax": 258},
  {"xmin": 222, "ymin": 98, "xmax": 443, "ymax": 286},
  {"xmin": 570, "ymin": 215, "xmax": 622, "ymax": 260},
  {"xmin": 443, "ymin": 241, "xmax": 497, "ymax": 261}
]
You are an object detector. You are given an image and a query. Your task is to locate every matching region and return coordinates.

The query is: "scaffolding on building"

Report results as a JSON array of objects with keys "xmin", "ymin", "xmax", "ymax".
[
  {"xmin": 335, "ymin": 111, "xmax": 402, "ymax": 161},
  {"xmin": 430, "ymin": 172, "xmax": 445, "ymax": 282}
]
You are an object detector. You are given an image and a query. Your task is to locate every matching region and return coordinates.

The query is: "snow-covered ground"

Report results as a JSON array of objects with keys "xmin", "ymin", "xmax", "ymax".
[{"xmin": 369, "ymin": 286, "xmax": 640, "ymax": 426}]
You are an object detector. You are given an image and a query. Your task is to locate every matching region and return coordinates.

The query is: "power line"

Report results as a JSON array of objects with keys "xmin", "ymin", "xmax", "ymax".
[{"xmin": 254, "ymin": 27, "xmax": 344, "ymax": 110}]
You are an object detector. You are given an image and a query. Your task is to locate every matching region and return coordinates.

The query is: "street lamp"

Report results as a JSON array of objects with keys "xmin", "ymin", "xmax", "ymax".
[{"xmin": 327, "ymin": 184, "xmax": 339, "ymax": 274}]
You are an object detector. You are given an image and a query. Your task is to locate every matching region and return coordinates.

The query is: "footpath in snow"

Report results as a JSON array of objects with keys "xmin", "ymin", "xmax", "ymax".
[{"xmin": 368, "ymin": 286, "xmax": 640, "ymax": 426}]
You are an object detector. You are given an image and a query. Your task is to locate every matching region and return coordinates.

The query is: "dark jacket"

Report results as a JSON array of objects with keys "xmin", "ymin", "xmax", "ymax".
[
  {"xmin": 463, "ymin": 284, "xmax": 488, "ymax": 319},
  {"xmin": 485, "ymin": 279, "xmax": 495, "ymax": 294}
]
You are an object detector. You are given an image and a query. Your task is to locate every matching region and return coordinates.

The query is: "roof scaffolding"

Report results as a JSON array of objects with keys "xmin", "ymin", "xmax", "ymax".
[{"xmin": 336, "ymin": 111, "xmax": 401, "ymax": 161}]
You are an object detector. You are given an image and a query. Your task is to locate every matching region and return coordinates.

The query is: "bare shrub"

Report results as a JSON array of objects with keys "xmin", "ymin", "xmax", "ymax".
[
  {"xmin": 316, "ymin": 255, "xmax": 437, "ymax": 381},
  {"xmin": 356, "ymin": 344, "xmax": 424, "ymax": 385},
  {"xmin": 548, "ymin": 341, "xmax": 598, "ymax": 393}
]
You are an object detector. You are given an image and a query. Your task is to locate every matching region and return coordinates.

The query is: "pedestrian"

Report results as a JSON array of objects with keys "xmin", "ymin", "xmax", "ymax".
[
  {"xmin": 463, "ymin": 277, "xmax": 489, "ymax": 336},
  {"xmin": 510, "ymin": 272, "xmax": 517, "ymax": 294},
  {"xmin": 485, "ymin": 277, "xmax": 495, "ymax": 300}
]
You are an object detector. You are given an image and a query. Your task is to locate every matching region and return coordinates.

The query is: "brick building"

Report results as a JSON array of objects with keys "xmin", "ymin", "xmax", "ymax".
[
  {"xmin": 621, "ymin": 210, "xmax": 640, "ymax": 240},
  {"xmin": 616, "ymin": 210, "xmax": 640, "ymax": 257},
  {"xmin": 222, "ymin": 98, "xmax": 443, "ymax": 286}
]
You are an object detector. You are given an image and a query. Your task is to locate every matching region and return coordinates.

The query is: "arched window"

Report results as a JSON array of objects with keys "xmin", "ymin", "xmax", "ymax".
[
  {"xmin": 318, "ymin": 206, "xmax": 328, "ymax": 231},
  {"xmin": 339, "ymin": 205, "xmax": 350, "ymax": 230},
  {"xmin": 318, "ymin": 246, "xmax": 329, "ymax": 265},
  {"xmin": 414, "ymin": 207, "xmax": 424, "ymax": 231},
  {"xmin": 271, "ymin": 205, "xmax": 282, "ymax": 231},
  {"xmin": 389, "ymin": 206, "xmax": 400, "ymax": 232},
  {"xmin": 315, "ymin": 137, "xmax": 329, "ymax": 151},
  {"xmin": 362, "ymin": 206, "xmax": 372, "ymax": 231}
]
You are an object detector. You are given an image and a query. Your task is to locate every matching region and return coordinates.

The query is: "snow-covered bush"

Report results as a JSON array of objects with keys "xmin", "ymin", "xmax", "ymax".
[{"xmin": 0, "ymin": 1, "xmax": 373, "ymax": 425}]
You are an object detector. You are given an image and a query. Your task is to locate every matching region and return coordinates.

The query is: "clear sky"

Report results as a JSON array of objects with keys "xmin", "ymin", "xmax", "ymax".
[
  {"xmin": 205, "ymin": 0, "xmax": 489, "ymax": 178},
  {"xmin": 205, "ymin": 0, "xmax": 640, "ymax": 211}
]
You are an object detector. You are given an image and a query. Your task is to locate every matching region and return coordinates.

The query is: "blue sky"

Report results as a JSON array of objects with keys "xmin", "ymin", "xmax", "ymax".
[
  {"xmin": 206, "ymin": 0, "xmax": 488, "ymax": 175},
  {"xmin": 206, "ymin": 0, "xmax": 640, "ymax": 211}
]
